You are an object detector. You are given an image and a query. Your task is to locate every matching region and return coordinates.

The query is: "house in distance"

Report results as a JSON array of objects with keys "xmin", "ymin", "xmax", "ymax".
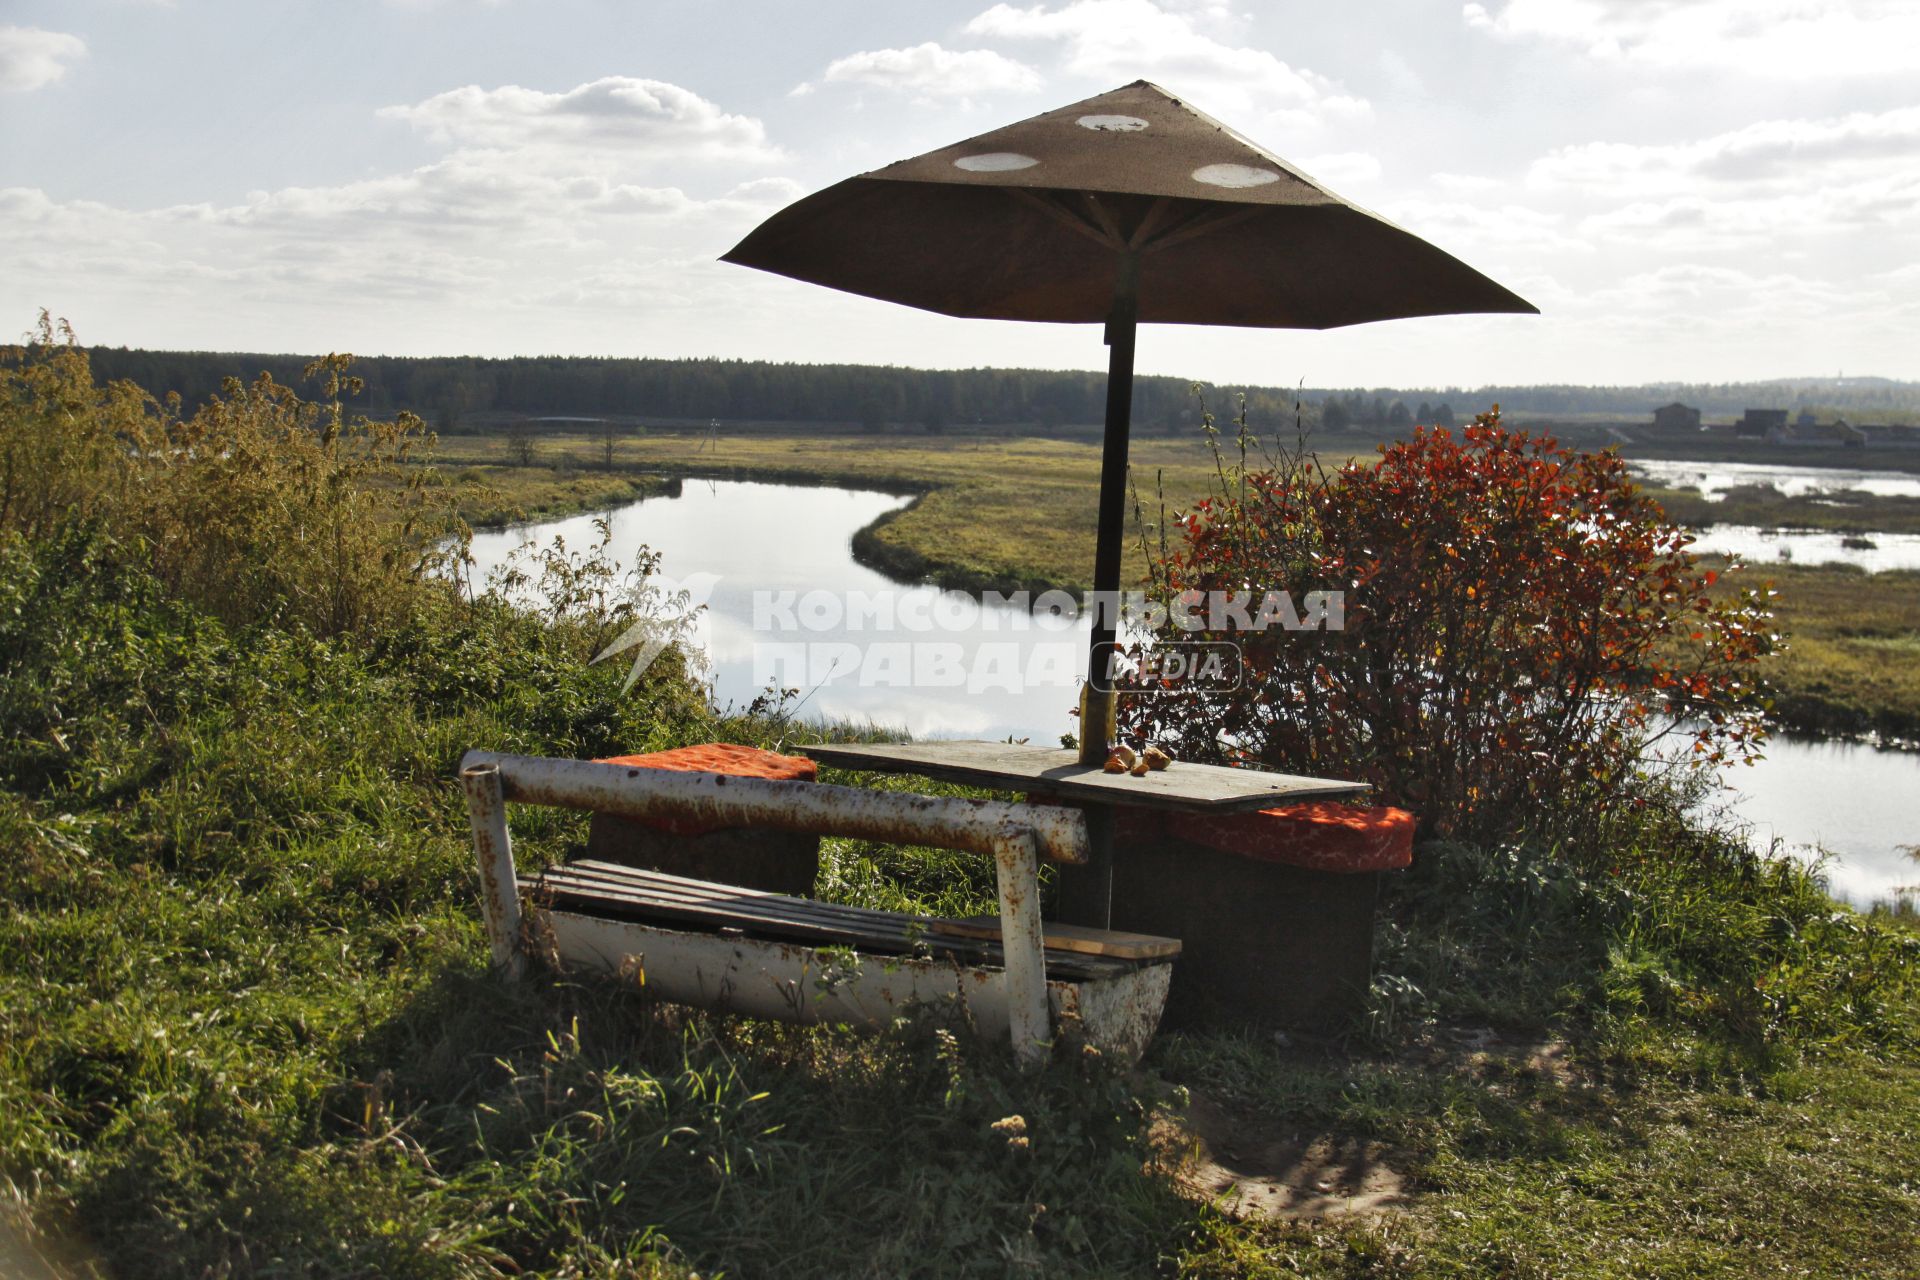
[{"xmin": 1651, "ymin": 401, "xmax": 1701, "ymax": 432}]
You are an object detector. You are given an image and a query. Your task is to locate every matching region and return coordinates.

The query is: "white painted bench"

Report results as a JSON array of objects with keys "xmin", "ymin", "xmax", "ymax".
[{"xmin": 458, "ymin": 750, "xmax": 1178, "ymax": 1065}]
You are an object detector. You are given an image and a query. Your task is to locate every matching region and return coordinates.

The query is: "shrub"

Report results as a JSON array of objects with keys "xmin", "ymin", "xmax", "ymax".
[
  {"xmin": 1, "ymin": 315, "xmax": 463, "ymax": 638},
  {"xmin": 1120, "ymin": 404, "xmax": 1777, "ymax": 849},
  {"xmin": 0, "ymin": 315, "xmax": 151, "ymax": 541}
]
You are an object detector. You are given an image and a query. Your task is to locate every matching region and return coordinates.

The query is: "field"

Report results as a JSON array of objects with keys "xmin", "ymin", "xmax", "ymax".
[
  {"xmin": 8, "ymin": 347, "xmax": 1919, "ymax": 1279},
  {"xmin": 439, "ymin": 427, "xmax": 1920, "ymax": 740}
]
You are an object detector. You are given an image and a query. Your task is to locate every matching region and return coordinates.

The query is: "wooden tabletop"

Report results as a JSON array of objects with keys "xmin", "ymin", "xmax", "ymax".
[{"xmin": 800, "ymin": 740, "xmax": 1369, "ymax": 813}]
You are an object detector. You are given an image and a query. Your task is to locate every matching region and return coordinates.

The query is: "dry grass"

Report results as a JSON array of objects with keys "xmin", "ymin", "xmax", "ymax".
[{"xmin": 1721, "ymin": 559, "xmax": 1920, "ymax": 739}]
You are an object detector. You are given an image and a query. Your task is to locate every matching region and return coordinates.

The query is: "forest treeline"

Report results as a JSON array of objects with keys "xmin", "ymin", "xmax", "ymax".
[{"xmin": 82, "ymin": 346, "xmax": 1920, "ymax": 433}]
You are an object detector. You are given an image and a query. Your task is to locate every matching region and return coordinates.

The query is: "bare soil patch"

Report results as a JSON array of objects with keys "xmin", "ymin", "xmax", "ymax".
[{"xmin": 1153, "ymin": 1093, "xmax": 1410, "ymax": 1221}]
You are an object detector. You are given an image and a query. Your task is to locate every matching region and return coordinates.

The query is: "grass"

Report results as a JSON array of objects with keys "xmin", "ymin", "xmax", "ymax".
[
  {"xmin": 445, "ymin": 463, "xmax": 674, "ymax": 530},
  {"xmin": 4, "ymin": 522, "xmax": 1919, "ymax": 1278},
  {"xmin": 1712, "ymin": 560, "xmax": 1920, "ymax": 741}
]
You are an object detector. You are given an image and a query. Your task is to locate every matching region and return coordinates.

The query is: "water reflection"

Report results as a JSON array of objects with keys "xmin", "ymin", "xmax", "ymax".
[
  {"xmin": 1703, "ymin": 737, "xmax": 1918, "ymax": 905},
  {"xmin": 1686, "ymin": 524, "xmax": 1920, "ymax": 572},
  {"xmin": 1630, "ymin": 457, "xmax": 1920, "ymax": 501},
  {"xmin": 467, "ymin": 479, "xmax": 1090, "ymax": 744}
]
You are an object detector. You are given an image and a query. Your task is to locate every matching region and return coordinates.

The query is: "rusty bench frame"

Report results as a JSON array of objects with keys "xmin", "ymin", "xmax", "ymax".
[{"xmin": 458, "ymin": 749, "xmax": 1110, "ymax": 1065}]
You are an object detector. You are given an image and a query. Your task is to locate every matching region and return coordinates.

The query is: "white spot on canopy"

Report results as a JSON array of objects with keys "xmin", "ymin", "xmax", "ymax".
[
  {"xmin": 1192, "ymin": 163, "xmax": 1281, "ymax": 189},
  {"xmin": 1077, "ymin": 114, "xmax": 1148, "ymax": 132},
  {"xmin": 954, "ymin": 152, "xmax": 1039, "ymax": 172}
]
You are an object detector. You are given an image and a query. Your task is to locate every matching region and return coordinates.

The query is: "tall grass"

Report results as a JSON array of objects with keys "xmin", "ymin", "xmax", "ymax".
[{"xmin": 3, "ymin": 314, "xmax": 462, "ymax": 637}]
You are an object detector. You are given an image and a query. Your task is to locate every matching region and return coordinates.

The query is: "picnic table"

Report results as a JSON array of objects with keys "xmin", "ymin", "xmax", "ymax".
[{"xmin": 801, "ymin": 741, "xmax": 1409, "ymax": 1030}]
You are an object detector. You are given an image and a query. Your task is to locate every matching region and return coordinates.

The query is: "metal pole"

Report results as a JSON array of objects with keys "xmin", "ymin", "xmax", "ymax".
[
  {"xmin": 462, "ymin": 763, "xmax": 525, "ymax": 978},
  {"xmin": 1080, "ymin": 252, "xmax": 1139, "ymax": 767},
  {"xmin": 991, "ymin": 826, "xmax": 1051, "ymax": 1067}
]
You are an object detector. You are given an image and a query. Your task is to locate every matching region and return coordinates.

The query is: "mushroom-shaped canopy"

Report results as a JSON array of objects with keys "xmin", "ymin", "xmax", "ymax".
[{"xmin": 723, "ymin": 81, "xmax": 1537, "ymax": 329}]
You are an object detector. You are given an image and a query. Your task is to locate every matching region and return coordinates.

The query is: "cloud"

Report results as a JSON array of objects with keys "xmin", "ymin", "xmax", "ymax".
[
  {"xmin": 1578, "ymin": 173, "xmax": 1920, "ymax": 252},
  {"xmin": 378, "ymin": 76, "xmax": 780, "ymax": 163},
  {"xmin": 1430, "ymin": 172, "xmax": 1504, "ymax": 193},
  {"xmin": 0, "ymin": 26, "xmax": 86, "ymax": 92},
  {"xmin": 1463, "ymin": 0, "xmax": 1920, "ymax": 77},
  {"xmin": 1, "ymin": 71, "xmax": 810, "ymax": 357},
  {"xmin": 1515, "ymin": 105, "xmax": 1920, "ymax": 255},
  {"xmin": 1296, "ymin": 152, "xmax": 1381, "ymax": 189},
  {"xmin": 1583, "ymin": 263, "xmax": 1853, "ymax": 323},
  {"xmin": 1531, "ymin": 105, "xmax": 1920, "ymax": 193},
  {"xmin": 964, "ymin": 0, "xmax": 1367, "ymax": 123},
  {"xmin": 795, "ymin": 42, "xmax": 1043, "ymax": 99},
  {"xmin": 1383, "ymin": 199, "xmax": 1590, "ymax": 255}
]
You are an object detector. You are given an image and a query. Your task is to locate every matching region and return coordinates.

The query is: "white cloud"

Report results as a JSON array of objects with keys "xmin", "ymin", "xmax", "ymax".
[
  {"xmin": 378, "ymin": 77, "xmax": 780, "ymax": 163},
  {"xmin": 1430, "ymin": 172, "xmax": 1504, "ymax": 193},
  {"xmin": 1296, "ymin": 152, "xmax": 1381, "ymax": 189},
  {"xmin": 1463, "ymin": 0, "xmax": 1920, "ymax": 76},
  {"xmin": 1515, "ymin": 106, "xmax": 1920, "ymax": 256},
  {"xmin": 795, "ymin": 42, "xmax": 1043, "ymax": 99},
  {"xmin": 1584, "ymin": 263, "xmax": 1852, "ymax": 323},
  {"xmin": 964, "ymin": 0, "xmax": 1367, "ymax": 123},
  {"xmin": 1579, "ymin": 173, "xmax": 1920, "ymax": 251},
  {"xmin": 1531, "ymin": 106, "xmax": 1920, "ymax": 193},
  {"xmin": 0, "ymin": 73, "xmax": 802, "ymax": 350},
  {"xmin": 0, "ymin": 26, "xmax": 85, "ymax": 92},
  {"xmin": 1384, "ymin": 199, "xmax": 1591, "ymax": 255}
]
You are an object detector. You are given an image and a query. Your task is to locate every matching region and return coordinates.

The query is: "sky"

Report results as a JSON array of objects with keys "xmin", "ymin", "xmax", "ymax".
[{"xmin": 2, "ymin": 0, "xmax": 1917, "ymax": 387}]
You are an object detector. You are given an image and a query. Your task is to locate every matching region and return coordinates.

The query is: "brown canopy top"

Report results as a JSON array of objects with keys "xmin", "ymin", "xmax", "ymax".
[{"xmin": 722, "ymin": 81, "xmax": 1538, "ymax": 330}]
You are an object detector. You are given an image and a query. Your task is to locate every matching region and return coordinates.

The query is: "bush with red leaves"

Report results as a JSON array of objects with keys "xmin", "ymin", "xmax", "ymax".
[{"xmin": 1119, "ymin": 406, "xmax": 1777, "ymax": 847}]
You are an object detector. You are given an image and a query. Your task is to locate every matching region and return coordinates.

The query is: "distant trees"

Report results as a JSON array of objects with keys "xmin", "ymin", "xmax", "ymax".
[
  {"xmin": 76, "ymin": 347, "xmax": 1920, "ymax": 438},
  {"xmin": 78, "ymin": 349, "xmax": 1325, "ymax": 437}
]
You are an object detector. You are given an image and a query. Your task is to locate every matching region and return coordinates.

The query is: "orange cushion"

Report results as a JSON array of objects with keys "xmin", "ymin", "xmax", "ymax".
[
  {"xmin": 594, "ymin": 744, "xmax": 817, "ymax": 835},
  {"xmin": 1167, "ymin": 801, "xmax": 1414, "ymax": 872}
]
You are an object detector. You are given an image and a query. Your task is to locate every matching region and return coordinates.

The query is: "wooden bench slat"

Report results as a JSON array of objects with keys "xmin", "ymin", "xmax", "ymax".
[
  {"xmin": 538, "ymin": 875, "xmax": 964, "ymax": 957},
  {"xmin": 929, "ymin": 916, "xmax": 1181, "ymax": 960},
  {"xmin": 528, "ymin": 862, "xmax": 1148, "ymax": 981},
  {"xmin": 539, "ymin": 885, "xmax": 1136, "ymax": 983},
  {"xmin": 554, "ymin": 861, "xmax": 927, "ymax": 931},
  {"xmin": 539, "ymin": 879, "xmax": 923, "ymax": 956}
]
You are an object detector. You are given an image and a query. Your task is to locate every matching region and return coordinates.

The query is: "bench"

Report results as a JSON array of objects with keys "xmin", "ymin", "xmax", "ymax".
[{"xmin": 457, "ymin": 749, "xmax": 1180, "ymax": 1065}]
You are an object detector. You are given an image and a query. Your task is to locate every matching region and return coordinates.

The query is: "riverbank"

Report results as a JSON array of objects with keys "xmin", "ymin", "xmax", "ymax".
[
  {"xmin": 449, "ymin": 463, "xmax": 678, "ymax": 530},
  {"xmin": 440, "ymin": 430, "xmax": 1920, "ymax": 744},
  {"xmin": 1649, "ymin": 484, "xmax": 1920, "ymax": 536}
]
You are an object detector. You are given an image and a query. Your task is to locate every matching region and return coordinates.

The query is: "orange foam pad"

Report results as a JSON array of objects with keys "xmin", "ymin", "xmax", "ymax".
[
  {"xmin": 1153, "ymin": 801, "xmax": 1414, "ymax": 873},
  {"xmin": 594, "ymin": 744, "xmax": 818, "ymax": 836}
]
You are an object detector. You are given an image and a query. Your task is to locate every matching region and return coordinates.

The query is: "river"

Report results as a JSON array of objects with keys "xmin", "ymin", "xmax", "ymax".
[{"xmin": 469, "ymin": 477, "xmax": 1918, "ymax": 906}]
